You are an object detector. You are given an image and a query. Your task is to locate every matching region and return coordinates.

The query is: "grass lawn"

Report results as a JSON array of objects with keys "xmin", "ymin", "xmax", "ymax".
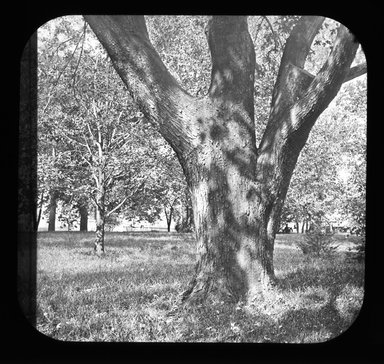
[{"xmin": 36, "ymin": 231, "xmax": 364, "ymax": 342}]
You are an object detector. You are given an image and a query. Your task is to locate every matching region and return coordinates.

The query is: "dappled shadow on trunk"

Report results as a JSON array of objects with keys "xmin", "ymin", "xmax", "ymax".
[
  {"xmin": 180, "ymin": 162, "xmax": 248, "ymax": 304},
  {"xmin": 180, "ymin": 136, "xmax": 274, "ymax": 304}
]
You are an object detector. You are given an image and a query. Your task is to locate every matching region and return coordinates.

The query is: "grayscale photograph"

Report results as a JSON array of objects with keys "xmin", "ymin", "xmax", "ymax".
[{"xmin": 29, "ymin": 15, "xmax": 366, "ymax": 343}]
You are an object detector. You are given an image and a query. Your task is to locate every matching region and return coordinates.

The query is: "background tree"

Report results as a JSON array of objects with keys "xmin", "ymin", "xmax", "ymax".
[
  {"xmin": 38, "ymin": 17, "xmax": 165, "ymax": 254},
  {"xmin": 84, "ymin": 15, "xmax": 366, "ymax": 303}
]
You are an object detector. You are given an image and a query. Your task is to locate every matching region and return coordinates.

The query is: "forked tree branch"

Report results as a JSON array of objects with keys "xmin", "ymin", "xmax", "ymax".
[
  {"xmin": 261, "ymin": 18, "xmax": 361, "ymax": 155},
  {"xmin": 293, "ymin": 24, "xmax": 360, "ymax": 128},
  {"xmin": 279, "ymin": 60, "xmax": 367, "ymax": 89},
  {"xmin": 256, "ymin": 19, "xmax": 361, "ymax": 209}
]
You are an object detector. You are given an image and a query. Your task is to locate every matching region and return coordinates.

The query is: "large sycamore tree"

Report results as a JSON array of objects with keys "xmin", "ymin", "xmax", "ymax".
[{"xmin": 84, "ymin": 15, "xmax": 366, "ymax": 303}]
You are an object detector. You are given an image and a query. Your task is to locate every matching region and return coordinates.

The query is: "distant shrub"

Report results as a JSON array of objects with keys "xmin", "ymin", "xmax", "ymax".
[
  {"xmin": 296, "ymin": 226, "xmax": 338, "ymax": 257},
  {"xmin": 175, "ymin": 221, "xmax": 194, "ymax": 233},
  {"xmin": 345, "ymin": 238, "xmax": 365, "ymax": 263},
  {"xmin": 105, "ymin": 215, "xmax": 120, "ymax": 232}
]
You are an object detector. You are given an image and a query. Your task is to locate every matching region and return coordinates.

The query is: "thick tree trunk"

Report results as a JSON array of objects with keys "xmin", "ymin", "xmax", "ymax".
[
  {"xmin": 79, "ymin": 203, "xmax": 88, "ymax": 231},
  {"xmin": 48, "ymin": 191, "xmax": 57, "ymax": 232},
  {"xmin": 85, "ymin": 15, "xmax": 361, "ymax": 303},
  {"xmin": 176, "ymin": 17, "xmax": 276, "ymax": 302},
  {"xmin": 181, "ymin": 145, "xmax": 276, "ymax": 302}
]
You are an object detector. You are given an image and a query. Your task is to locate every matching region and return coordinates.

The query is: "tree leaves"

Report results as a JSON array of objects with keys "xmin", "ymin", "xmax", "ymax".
[{"xmin": 38, "ymin": 16, "xmax": 192, "ymax": 228}]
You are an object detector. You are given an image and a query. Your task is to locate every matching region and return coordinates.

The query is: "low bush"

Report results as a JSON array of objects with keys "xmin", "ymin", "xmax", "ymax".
[{"xmin": 296, "ymin": 226, "xmax": 338, "ymax": 257}]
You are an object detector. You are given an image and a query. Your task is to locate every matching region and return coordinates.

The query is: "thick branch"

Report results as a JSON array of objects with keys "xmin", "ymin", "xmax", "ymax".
[
  {"xmin": 84, "ymin": 15, "xmax": 196, "ymax": 155},
  {"xmin": 260, "ymin": 23, "xmax": 360, "ymax": 156},
  {"xmin": 293, "ymin": 24, "xmax": 360, "ymax": 128},
  {"xmin": 207, "ymin": 16, "xmax": 255, "ymax": 116},
  {"xmin": 271, "ymin": 16, "xmax": 325, "ymax": 111},
  {"xmin": 282, "ymin": 60, "xmax": 367, "ymax": 90},
  {"xmin": 344, "ymin": 62, "xmax": 367, "ymax": 83}
]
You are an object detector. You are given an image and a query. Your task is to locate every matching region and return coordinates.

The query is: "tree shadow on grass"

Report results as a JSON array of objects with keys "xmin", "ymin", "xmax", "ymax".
[
  {"xmin": 275, "ymin": 301, "xmax": 350, "ymax": 342},
  {"xmin": 268, "ymin": 258, "xmax": 365, "ymax": 342},
  {"xmin": 276, "ymin": 257, "xmax": 364, "ymax": 292}
]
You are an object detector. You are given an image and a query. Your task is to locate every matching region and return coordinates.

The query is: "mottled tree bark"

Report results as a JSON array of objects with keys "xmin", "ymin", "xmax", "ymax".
[{"xmin": 85, "ymin": 15, "xmax": 363, "ymax": 302}]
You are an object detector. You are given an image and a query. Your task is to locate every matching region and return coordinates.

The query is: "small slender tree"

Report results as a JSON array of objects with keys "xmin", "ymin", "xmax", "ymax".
[{"xmin": 38, "ymin": 17, "xmax": 157, "ymax": 254}]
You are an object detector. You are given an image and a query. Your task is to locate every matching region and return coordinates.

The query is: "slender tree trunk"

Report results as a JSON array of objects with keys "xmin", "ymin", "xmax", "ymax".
[
  {"xmin": 177, "ymin": 191, "xmax": 194, "ymax": 232},
  {"xmin": 182, "ymin": 204, "xmax": 194, "ymax": 232},
  {"xmin": 94, "ymin": 167, "xmax": 106, "ymax": 256},
  {"xmin": 36, "ymin": 191, "xmax": 44, "ymax": 230},
  {"xmin": 165, "ymin": 207, "xmax": 173, "ymax": 232},
  {"xmin": 79, "ymin": 203, "xmax": 88, "ymax": 231},
  {"xmin": 94, "ymin": 198, "xmax": 105, "ymax": 256},
  {"xmin": 36, "ymin": 208, "xmax": 42, "ymax": 230},
  {"xmin": 48, "ymin": 191, "xmax": 57, "ymax": 232}
]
